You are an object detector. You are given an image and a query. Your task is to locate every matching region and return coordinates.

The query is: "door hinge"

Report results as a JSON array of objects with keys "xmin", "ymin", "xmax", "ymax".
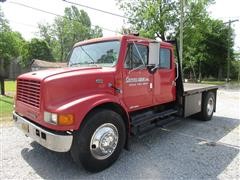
[{"xmin": 172, "ymin": 81, "xmax": 176, "ymax": 86}]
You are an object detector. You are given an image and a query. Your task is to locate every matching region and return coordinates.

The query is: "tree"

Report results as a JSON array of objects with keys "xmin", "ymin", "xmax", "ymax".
[
  {"xmin": 21, "ymin": 38, "xmax": 53, "ymax": 67},
  {"xmin": 232, "ymin": 52, "xmax": 240, "ymax": 81},
  {"xmin": 118, "ymin": 0, "xmax": 178, "ymax": 40},
  {"xmin": 91, "ymin": 25, "xmax": 103, "ymax": 38},
  {"xmin": 0, "ymin": 7, "xmax": 25, "ymax": 95},
  {"xmin": 201, "ymin": 19, "xmax": 234, "ymax": 80},
  {"xmin": 180, "ymin": 0, "xmax": 214, "ymax": 81},
  {"xmin": 38, "ymin": 6, "xmax": 103, "ymax": 61}
]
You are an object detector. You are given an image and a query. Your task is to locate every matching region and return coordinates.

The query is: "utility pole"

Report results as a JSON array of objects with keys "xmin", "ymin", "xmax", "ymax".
[
  {"xmin": 0, "ymin": 0, "xmax": 7, "ymax": 95},
  {"xmin": 238, "ymin": 59, "xmax": 240, "ymax": 83},
  {"xmin": 224, "ymin": 19, "xmax": 238, "ymax": 82},
  {"xmin": 179, "ymin": 0, "xmax": 185, "ymax": 70}
]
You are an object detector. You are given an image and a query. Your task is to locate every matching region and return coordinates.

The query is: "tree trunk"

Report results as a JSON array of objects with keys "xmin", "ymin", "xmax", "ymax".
[
  {"xmin": 0, "ymin": 77, "xmax": 5, "ymax": 95},
  {"xmin": 198, "ymin": 60, "xmax": 202, "ymax": 82},
  {"xmin": 218, "ymin": 67, "xmax": 223, "ymax": 81},
  {"xmin": 0, "ymin": 58, "xmax": 5, "ymax": 95}
]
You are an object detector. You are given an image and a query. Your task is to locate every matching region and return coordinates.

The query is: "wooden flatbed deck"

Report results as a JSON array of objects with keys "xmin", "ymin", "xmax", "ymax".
[{"xmin": 183, "ymin": 83, "xmax": 219, "ymax": 96}]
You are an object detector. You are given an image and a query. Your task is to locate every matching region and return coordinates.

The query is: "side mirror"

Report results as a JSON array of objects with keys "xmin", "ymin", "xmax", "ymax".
[
  {"xmin": 148, "ymin": 42, "xmax": 160, "ymax": 66},
  {"xmin": 148, "ymin": 42, "xmax": 160, "ymax": 73}
]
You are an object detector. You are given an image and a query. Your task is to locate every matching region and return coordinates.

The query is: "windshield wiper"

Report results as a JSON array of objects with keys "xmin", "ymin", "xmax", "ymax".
[{"xmin": 79, "ymin": 46, "xmax": 95, "ymax": 64}]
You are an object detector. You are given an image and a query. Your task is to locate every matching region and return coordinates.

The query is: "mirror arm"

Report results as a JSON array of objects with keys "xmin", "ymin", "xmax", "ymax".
[{"xmin": 151, "ymin": 66, "xmax": 159, "ymax": 72}]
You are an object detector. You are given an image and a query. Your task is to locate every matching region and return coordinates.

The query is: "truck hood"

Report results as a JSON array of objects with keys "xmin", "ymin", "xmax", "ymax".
[
  {"xmin": 15, "ymin": 66, "xmax": 116, "ymax": 130},
  {"xmin": 18, "ymin": 66, "xmax": 103, "ymax": 81},
  {"xmin": 17, "ymin": 66, "xmax": 116, "ymax": 108}
]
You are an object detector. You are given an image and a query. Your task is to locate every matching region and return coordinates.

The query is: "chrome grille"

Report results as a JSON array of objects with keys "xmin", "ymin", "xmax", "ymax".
[{"xmin": 17, "ymin": 79, "xmax": 41, "ymax": 108}]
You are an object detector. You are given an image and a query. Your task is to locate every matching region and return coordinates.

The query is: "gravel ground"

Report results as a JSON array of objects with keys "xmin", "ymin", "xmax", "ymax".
[{"xmin": 1, "ymin": 89, "xmax": 239, "ymax": 179}]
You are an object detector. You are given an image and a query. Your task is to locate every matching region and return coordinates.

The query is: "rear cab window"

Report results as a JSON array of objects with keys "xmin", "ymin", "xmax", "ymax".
[{"xmin": 159, "ymin": 48, "xmax": 171, "ymax": 69}]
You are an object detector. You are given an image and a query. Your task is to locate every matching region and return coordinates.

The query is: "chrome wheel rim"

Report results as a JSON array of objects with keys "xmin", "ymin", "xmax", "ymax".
[
  {"xmin": 207, "ymin": 97, "xmax": 214, "ymax": 116},
  {"xmin": 90, "ymin": 123, "xmax": 118, "ymax": 160}
]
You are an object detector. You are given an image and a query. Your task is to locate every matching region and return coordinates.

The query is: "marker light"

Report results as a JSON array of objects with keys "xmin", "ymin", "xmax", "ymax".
[{"xmin": 58, "ymin": 114, "xmax": 74, "ymax": 126}]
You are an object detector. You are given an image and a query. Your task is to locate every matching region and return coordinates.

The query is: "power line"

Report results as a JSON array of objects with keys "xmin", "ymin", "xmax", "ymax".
[
  {"xmin": 8, "ymin": 1, "xmax": 63, "ymax": 18},
  {"xmin": 62, "ymin": 0, "xmax": 128, "ymax": 19},
  {"xmin": 8, "ymin": 20, "xmax": 38, "ymax": 29},
  {"xmin": 7, "ymin": 1, "xmax": 120, "ymax": 34},
  {"xmin": 216, "ymin": 16, "xmax": 240, "ymax": 20},
  {"xmin": 63, "ymin": 0, "xmax": 175, "ymax": 21}
]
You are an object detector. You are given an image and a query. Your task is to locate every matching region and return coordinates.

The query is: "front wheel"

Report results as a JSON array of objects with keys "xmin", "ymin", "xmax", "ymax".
[{"xmin": 70, "ymin": 109, "xmax": 126, "ymax": 172}]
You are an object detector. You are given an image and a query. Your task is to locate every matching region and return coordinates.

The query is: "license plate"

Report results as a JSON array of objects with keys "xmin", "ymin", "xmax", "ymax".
[{"xmin": 21, "ymin": 123, "xmax": 29, "ymax": 133}]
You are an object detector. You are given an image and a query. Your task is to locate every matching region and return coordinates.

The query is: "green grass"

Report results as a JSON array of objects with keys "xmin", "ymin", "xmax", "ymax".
[
  {"xmin": 201, "ymin": 80, "xmax": 240, "ymax": 88},
  {"xmin": 5, "ymin": 80, "xmax": 16, "ymax": 92},
  {"xmin": 201, "ymin": 80, "xmax": 226, "ymax": 85},
  {"xmin": 0, "ymin": 95, "xmax": 14, "ymax": 119},
  {"xmin": 0, "ymin": 81, "xmax": 16, "ymax": 123}
]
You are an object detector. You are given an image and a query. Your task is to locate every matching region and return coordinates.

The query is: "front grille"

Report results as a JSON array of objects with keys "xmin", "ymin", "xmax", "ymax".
[{"xmin": 17, "ymin": 79, "xmax": 41, "ymax": 108}]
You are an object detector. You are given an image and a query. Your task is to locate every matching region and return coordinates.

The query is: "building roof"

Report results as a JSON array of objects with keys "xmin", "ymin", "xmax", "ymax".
[{"xmin": 31, "ymin": 59, "xmax": 67, "ymax": 68}]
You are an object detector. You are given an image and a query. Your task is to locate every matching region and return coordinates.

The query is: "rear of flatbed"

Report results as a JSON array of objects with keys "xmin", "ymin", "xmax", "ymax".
[
  {"xmin": 182, "ymin": 83, "xmax": 218, "ymax": 117},
  {"xmin": 170, "ymin": 39, "xmax": 219, "ymax": 119}
]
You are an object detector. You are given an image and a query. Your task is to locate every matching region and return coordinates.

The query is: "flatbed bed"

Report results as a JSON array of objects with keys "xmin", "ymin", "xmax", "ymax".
[{"xmin": 183, "ymin": 83, "xmax": 219, "ymax": 96}]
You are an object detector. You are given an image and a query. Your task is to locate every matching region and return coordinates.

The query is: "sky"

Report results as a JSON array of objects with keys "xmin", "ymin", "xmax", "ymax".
[{"xmin": 1, "ymin": 0, "xmax": 240, "ymax": 50}]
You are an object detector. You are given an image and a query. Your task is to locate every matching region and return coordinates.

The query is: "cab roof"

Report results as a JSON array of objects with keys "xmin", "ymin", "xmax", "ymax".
[{"xmin": 73, "ymin": 35, "xmax": 172, "ymax": 47}]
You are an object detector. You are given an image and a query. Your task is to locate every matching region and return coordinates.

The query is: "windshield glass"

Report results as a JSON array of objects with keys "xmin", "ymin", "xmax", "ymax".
[{"xmin": 69, "ymin": 40, "xmax": 120, "ymax": 67}]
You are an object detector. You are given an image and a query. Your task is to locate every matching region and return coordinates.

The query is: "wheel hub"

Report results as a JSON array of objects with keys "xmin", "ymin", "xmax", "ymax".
[
  {"xmin": 90, "ymin": 123, "xmax": 118, "ymax": 160},
  {"xmin": 207, "ymin": 97, "xmax": 214, "ymax": 116}
]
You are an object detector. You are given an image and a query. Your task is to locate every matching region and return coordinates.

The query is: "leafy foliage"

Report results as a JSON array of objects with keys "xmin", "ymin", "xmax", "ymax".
[
  {"xmin": 0, "ymin": 7, "xmax": 25, "ymax": 74},
  {"xmin": 118, "ymin": 0, "xmax": 178, "ymax": 40},
  {"xmin": 201, "ymin": 19, "xmax": 234, "ymax": 79},
  {"xmin": 21, "ymin": 38, "xmax": 53, "ymax": 67},
  {"xmin": 38, "ymin": 6, "xmax": 103, "ymax": 61},
  {"xmin": 0, "ymin": 7, "xmax": 25, "ymax": 94},
  {"xmin": 181, "ymin": 1, "xmax": 211, "ymax": 78}
]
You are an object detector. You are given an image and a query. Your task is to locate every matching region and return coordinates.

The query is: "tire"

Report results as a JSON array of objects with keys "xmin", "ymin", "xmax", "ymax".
[
  {"xmin": 70, "ymin": 109, "xmax": 126, "ymax": 172},
  {"xmin": 200, "ymin": 92, "xmax": 215, "ymax": 121}
]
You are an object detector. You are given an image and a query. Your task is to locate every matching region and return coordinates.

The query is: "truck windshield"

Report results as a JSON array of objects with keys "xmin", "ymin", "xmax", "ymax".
[{"xmin": 69, "ymin": 40, "xmax": 120, "ymax": 67}]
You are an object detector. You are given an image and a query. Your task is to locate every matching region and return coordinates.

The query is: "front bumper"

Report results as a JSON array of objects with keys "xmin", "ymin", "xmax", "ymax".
[{"xmin": 13, "ymin": 112, "xmax": 73, "ymax": 152}]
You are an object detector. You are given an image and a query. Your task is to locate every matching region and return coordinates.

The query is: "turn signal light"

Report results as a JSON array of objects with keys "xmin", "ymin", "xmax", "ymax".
[{"xmin": 58, "ymin": 114, "xmax": 74, "ymax": 126}]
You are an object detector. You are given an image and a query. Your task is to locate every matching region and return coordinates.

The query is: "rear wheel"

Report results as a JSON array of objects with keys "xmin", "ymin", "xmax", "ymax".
[
  {"xmin": 70, "ymin": 109, "xmax": 126, "ymax": 172},
  {"xmin": 200, "ymin": 92, "xmax": 215, "ymax": 121}
]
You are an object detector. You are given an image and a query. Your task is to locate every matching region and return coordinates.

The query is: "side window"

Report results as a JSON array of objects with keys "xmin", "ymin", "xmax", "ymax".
[
  {"xmin": 124, "ymin": 44, "xmax": 148, "ymax": 69},
  {"xmin": 159, "ymin": 48, "xmax": 171, "ymax": 69}
]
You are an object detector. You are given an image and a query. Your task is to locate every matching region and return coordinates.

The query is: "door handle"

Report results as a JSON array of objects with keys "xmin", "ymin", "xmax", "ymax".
[{"xmin": 150, "ymin": 83, "xmax": 153, "ymax": 89}]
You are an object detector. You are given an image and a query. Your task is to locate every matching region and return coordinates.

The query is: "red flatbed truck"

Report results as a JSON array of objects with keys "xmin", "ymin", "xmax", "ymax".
[{"xmin": 13, "ymin": 35, "xmax": 218, "ymax": 172}]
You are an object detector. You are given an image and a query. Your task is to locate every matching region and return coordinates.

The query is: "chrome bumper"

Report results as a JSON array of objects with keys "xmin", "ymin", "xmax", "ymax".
[{"xmin": 13, "ymin": 112, "xmax": 73, "ymax": 152}]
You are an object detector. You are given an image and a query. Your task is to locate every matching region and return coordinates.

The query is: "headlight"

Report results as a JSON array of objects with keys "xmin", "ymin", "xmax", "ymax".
[
  {"xmin": 44, "ymin": 111, "xmax": 58, "ymax": 125},
  {"xmin": 44, "ymin": 111, "xmax": 74, "ymax": 126}
]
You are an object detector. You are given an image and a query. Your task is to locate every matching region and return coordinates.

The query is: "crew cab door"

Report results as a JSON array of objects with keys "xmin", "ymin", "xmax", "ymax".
[
  {"xmin": 153, "ymin": 47, "xmax": 176, "ymax": 104},
  {"xmin": 122, "ymin": 43, "xmax": 153, "ymax": 111}
]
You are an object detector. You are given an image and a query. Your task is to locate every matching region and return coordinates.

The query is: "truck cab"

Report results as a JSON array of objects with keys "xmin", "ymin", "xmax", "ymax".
[{"xmin": 13, "ymin": 35, "xmax": 218, "ymax": 172}]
